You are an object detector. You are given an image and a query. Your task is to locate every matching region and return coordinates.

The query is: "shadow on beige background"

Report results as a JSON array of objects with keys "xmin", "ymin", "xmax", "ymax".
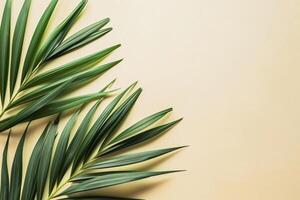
[{"xmin": 1, "ymin": 0, "xmax": 300, "ymax": 199}]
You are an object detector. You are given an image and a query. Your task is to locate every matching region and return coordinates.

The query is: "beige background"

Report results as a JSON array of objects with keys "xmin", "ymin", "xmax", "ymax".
[{"xmin": 1, "ymin": 0, "xmax": 300, "ymax": 199}]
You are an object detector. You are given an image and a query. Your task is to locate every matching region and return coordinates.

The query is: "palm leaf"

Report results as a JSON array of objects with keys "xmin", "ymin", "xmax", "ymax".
[
  {"xmin": 0, "ymin": 131, "xmax": 10, "ymax": 199},
  {"xmin": 36, "ymin": 118, "xmax": 59, "ymax": 200},
  {"xmin": 0, "ymin": 0, "xmax": 12, "ymax": 105},
  {"xmin": 5, "ymin": 84, "xmax": 183, "ymax": 199},
  {"xmin": 60, "ymin": 171, "xmax": 181, "ymax": 196},
  {"xmin": 0, "ymin": 1, "xmax": 185, "ymax": 199},
  {"xmin": 0, "ymin": 0, "xmax": 122, "ymax": 132},
  {"xmin": 1, "ymin": 85, "xmax": 184, "ymax": 199},
  {"xmin": 34, "ymin": 0, "xmax": 88, "ymax": 68},
  {"xmin": 10, "ymin": 0, "xmax": 32, "ymax": 95},
  {"xmin": 21, "ymin": 0, "xmax": 58, "ymax": 82},
  {"xmin": 9, "ymin": 124, "xmax": 30, "ymax": 200},
  {"xmin": 46, "ymin": 18, "xmax": 111, "ymax": 61}
]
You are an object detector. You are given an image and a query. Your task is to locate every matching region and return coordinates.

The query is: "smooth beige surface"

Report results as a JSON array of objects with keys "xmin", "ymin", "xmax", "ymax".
[{"xmin": 1, "ymin": 0, "xmax": 300, "ymax": 199}]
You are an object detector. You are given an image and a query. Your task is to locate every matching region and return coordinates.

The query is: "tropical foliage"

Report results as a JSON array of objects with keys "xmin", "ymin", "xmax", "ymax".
[{"xmin": 0, "ymin": 0, "xmax": 184, "ymax": 199}]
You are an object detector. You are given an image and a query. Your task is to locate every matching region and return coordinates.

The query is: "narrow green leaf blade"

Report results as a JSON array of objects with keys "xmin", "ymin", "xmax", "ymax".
[
  {"xmin": 100, "ymin": 119, "xmax": 182, "ymax": 156},
  {"xmin": 28, "ymin": 91, "xmax": 111, "ymax": 121},
  {"xmin": 37, "ymin": 119, "xmax": 59, "ymax": 200},
  {"xmin": 0, "ymin": 0, "xmax": 12, "ymax": 105},
  {"xmin": 9, "ymin": 124, "xmax": 30, "ymax": 200},
  {"xmin": 61, "ymin": 171, "xmax": 180, "ymax": 196},
  {"xmin": 35, "ymin": 0, "xmax": 88, "ymax": 67},
  {"xmin": 21, "ymin": 123, "xmax": 51, "ymax": 200},
  {"xmin": 71, "ymin": 82, "xmax": 137, "ymax": 173},
  {"xmin": 46, "ymin": 17, "xmax": 111, "ymax": 61},
  {"xmin": 0, "ymin": 132, "xmax": 10, "ymax": 199},
  {"xmin": 7, "ymin": 61, "xmax": 120, "ymax": 110},
  {"xmin": 56, "ymin": 28, "xmax": 113, "ymax": 58},
  {"xmin": 21, "ymin": 0, "xmax": 58, "ymax": 82},
  {"xmin": 84, "ymin": 88, "xmax": 143, "ymax": 161},
  {"xmin": 109, "ymin": 108, "xmax": 173, "ymax": 145},
  {"xmin": 7, "ymin": 82, "xmax": 64, "ymax": 110},
  {"xmin": 49, "ymin": 110, "xmax": 80, "ymax": 192},
  {"xmin": 58, "ymin": 101, "xmax": 101, "ymax": 183},
  {"xmin": 88, "ymin": 147, "xmax": 185, "ymax": 170},
  {"xmin": 22, "ymin": 44, "xmax": 121, "ymax": 89},
  {"xmin": 62, "ymin": 196, "xmax": 141, "ymax": 200},
  {"xmin": 0, "ymin": 80, "xmax": 71, "ymax": 132},
  {"xmin": 10, "ymin": 0, "xmax": 32, "ymax": 95}
]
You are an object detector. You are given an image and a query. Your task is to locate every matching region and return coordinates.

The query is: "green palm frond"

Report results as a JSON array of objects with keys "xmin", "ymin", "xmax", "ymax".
[
  {"xmin": 0, "ymin": 0, "xmax": 185, "ymax": 199},
  {"xmin": 0, "ymin": 0, "xmax": 120, "ymax": 131},
  {"xmin": 1, "ymin": 86, "xmax": 184, "ymax": 199}
]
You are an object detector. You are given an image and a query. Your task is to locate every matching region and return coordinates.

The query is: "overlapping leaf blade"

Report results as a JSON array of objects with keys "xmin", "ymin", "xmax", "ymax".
[
  {"xmin": 34, "ymin": 0, "xmax": 88, "ymax": 68},
  {"xmin": 57, "ymin": 100, "xmax": 102, "ymax": 184},
  {"xmin": 0, "ymin": 80, "xmax": 71, "ymax": 132},
  {"xmin": 21, "ymin": 0, "xmax": 58, "ymax": 82},
  {"xmin": 9, "ymin": 124, "xmax": 30, "ymax": 200},
  {"xmin": 83, "ymin": 88, "xmax": 143, "ymax": 161},
  {"xmin": 100, "ymin": 119, "xmax": 182, "ymax": 156},
  {"xmin": 61, "ymin": 171, "xmax": 180, "ymax": 196},
  {"xmin": 22, "ymin": 44, "xmax": 121, "ymax": 89},
  {"xmin": 10, "ymin": 0, "xmax": 32, "ymax": 95},
  {"xmin": 36, "ymin": 119, "xmax": 58, "ymax": 200},
  {"xmin": 7, "ymin": 60, "xmax": 121, "ymax": 110},
  {"xmin": 28, "ymin": 91, "xmax": 111, "ymax": 121},
  {"xmin": 47, "ymin": 18, "xmax": 111, "ymax": 60},
  {"xmin": 57, "ymin": 101, "xmax": 101, "ymax": 184},
  {"xmin": 109, "ymin": 108, "xmax": 173, "ymax": 145},
  {"xmin": 49, "ymin": 110, "xmax": 80, "ymax": 192},
  {"xmin": 87, "ymin": 147, "xmax": 185, "ymax": 170},
  {"xmin": 0, "ymin": 131, "xmax": 10, "ymax": 199},
  {"xmin": 71, "ymin": 83, "xmax": 138, "ymax": 173},
  {"xmin": 62, "ymin": 196, "xmax": 141, "ymax": 200},
  {"xmin": 0, "ymin": 1, "xmax": 185, "ymax": 199},
  {"xmin": 21, "ymin": 123, "xmax": 50, "ymax": 200},
  {"xmin": 0, "ymin": 0, "xmax": 12, "ymax": 105}
]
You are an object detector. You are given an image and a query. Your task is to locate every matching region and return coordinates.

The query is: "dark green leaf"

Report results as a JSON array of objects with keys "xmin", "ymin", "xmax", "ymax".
[
  {"xmin": 60, "ymin": 171, "xmax": 180, "ymax": 196},
  {"xmin": 35, "ymin": 0, "xmax": 88, "ymax": 68},
  {"xmin": 7, "ymin": 81, "xmax": 64, "ymax": 110},
  {"xmin": 21, "ymin": 123, "xmax": 50, "ymax": 200},
  {"xmin": 7, "ymin": 61, "xmax": 120, "ymax": 110},
  {"xmin": 10, "ymin": 0, "xmax": 32, "ymax": 95},
  {"xmin": 49, "ymin": 110, "xmax": 80, "ymax": 192},
  {"xmin": 71, "ymin": 82, "xmax": 137, "ymax": 173},
  {"xmin": 22, "ymin": 44, "xmax": 121, "ymax": 89},
  {"xmin": 21, "ymin": 0, "xmax": 58, "ymax": 82},
  {"xmin": 64, "ymin": 59, "xmax": 122, "ymax": 88},
  {"xmin": 9, "ymin": 124, "xmax": 30, "ymax": 200},
  {"xmin": 0, "ymin": 131, "xmax": 10, "ymax": 199},
  {"xmin": 57, "ymin": 79, "xmax": 115, "ymax": 183},
  {"xmin": 84, "ymin": 88, "xmax": 143, "ymax": 161},
  {"xmin": 47, "ymin": 17, "xmax": 111, "ymax": 61},
  {"xmin": 0, "ymin": 0, "xmax": 12, "ymax": 105},
  {"xmin": 37, "ymin": 118, "xmax": 59, "ymax": 200},
  {"xmin": 109, "ymin": 108, "xmax": 173, "ymax": 145},
  {"xmin": 58, "ymin": 101, "xmax": 102, "ymax": 183},
  {"xmin": 62, "ymin": 196, "xmax": 141, "ymax": 200},
  {"xmin": 0, "ymin": 80, "xmax": 71, "ymax": 132},
  {"xmin": 87, "ymin": 146, "xmax": 186, "ymax": 170},
  {"xmin": 28, "ymin": 91, "xmax": 111, "ymax": 121},
  {"xmin": 55, "ymin": 28, "xmax": 112, "ymax": 58},
  {"xmin": 47, "ymin": 18, "xmax": 110, "ymax": 60},
  {"xmin": 100, "ymin": 119, "xmax": 182, "ymax": 156},
  {"xmin": 71, "ymin": 171, "xmax": 128, "ymax": 182}
]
